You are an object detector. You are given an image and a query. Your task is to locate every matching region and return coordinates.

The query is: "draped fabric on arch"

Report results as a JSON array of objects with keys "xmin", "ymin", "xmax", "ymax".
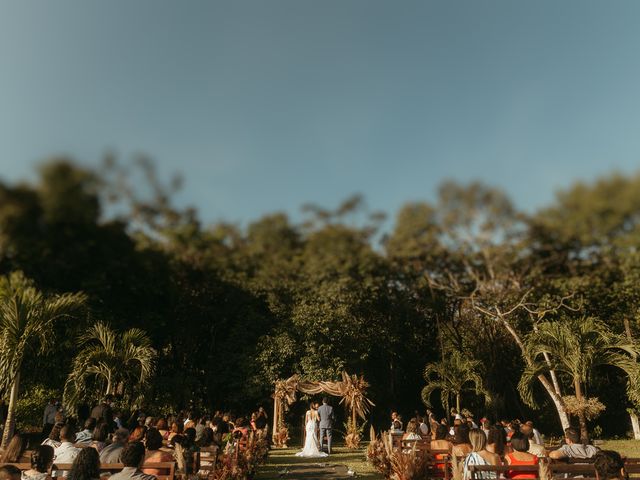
[{"xmin": 272, "ymin": 371, "xmax": 374, "ymax": 445}]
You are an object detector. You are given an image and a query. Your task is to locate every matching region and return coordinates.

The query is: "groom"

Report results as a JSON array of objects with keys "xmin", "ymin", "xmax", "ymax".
[{"xmin": 317, "ymin": 397, "xmax": 334, "ymax": 454}]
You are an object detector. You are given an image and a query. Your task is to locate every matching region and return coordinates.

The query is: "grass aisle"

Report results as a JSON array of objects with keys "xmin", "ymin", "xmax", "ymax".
[{"xmin": 257, "ymin": 446, "xmax": 383, "ymax": 480}]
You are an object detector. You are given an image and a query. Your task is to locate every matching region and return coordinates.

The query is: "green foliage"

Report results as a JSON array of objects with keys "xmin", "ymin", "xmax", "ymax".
[
  {"xmin": 15, "ymin": 384, "xmax": 60, "ymax": 431},
  {"xmin": 7, "ymin": 156, "xmax": 640, "ymax": 438}
]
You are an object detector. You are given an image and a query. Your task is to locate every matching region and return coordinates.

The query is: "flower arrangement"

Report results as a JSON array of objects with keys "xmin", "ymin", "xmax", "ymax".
[
  {"xmin": 367, "ymin": 429, "xmax": 429, "ymax": 480},
  {"xmin": 344, "ymin": 418, "xmax": 366, "ymax": 449}
]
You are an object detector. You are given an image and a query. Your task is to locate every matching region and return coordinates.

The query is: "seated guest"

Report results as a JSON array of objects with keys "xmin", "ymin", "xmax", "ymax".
[
  {"xmin": 0, "ymin": 465, "xmax": 21, "ymax": 480},
  {"xmin": 166, "ymin": 422, "xmax": 182, "ymax": 444},
  {"xmin": 90, "ymin": 423, "xmax": 109, "ymax": 453},
  {"xmin": 487, "ymin": 426, "xmax": 506, "ymax": 456},
  {"xmin": 142, "ymin": 429, "xmax": 173, "ymax": 476},
  {"xmin": 109, "ymin": 442, "xmax": 156, "ymax": 480},
  {"xmin": 431, "ymin": 424, "xmax": 453, "ymax": 475},
  {"xmin": 76, "ymin": 418, "xmax": 97, "ymax": 444},
  {"xmin": 505, "ymin": 432, "xmax": 538, "ymax": 479},
  {"xmin": 197, "ymin": 428, "xmax": 215, "ymax": 448},
  {"xmin": 100, "ymin": 428, "xmax": 129, "ymax": 464},
  {"xmin": 463, "ymin": 429, "xmax": 502, "ymax": 480},
  {"xmin": 129, "ymin": 426, "xmax": 147, "ymax": 443},
  {"xmin": 549, "ymin": 428, "xmax": 598, "ymax": 460},
  {"xmin": 0, "ymin": 433, "xmax": 28, "ymax": 463},
  {"xmin": 22, "ymin": 445, "xmax": 55, "ymax": 480},
  {"xmin": 232, "ymin": 418, "xmax": 249, "ymax": 439},
  {"xmin": 451, "ymin": 424, "xmax": 473, "ymax": 457},
  {"xmin": 402, "ymin": 418, "xmax": 422, "ymax": 441},
  {"xmin": 53, "ymin": 425, "xmax": 81, "ymax": 477},
  {"xmin": 42, "ymin": 423, "xmax": 64, "ymax": 448},
  {"xmin": 524, "ymin": 421, "xmax": 543, "ymax": 446},
  {"xmin": 520, "ymin": 425, "xmax": 546, "ymax": 457},
  {"xmin": 594, "ymin": 450, "xmax": 627, "ymax": 480},
  {"xmin": 180, "ymin": 428, "xmax": 200, "ymax": 475},
  {"xmin": 68, "ymin": 447, "xmax": 101, "ymax": 480},
  {"xmin": 155, "ymin": 419, "xmax": 168, "ymax": 440}
]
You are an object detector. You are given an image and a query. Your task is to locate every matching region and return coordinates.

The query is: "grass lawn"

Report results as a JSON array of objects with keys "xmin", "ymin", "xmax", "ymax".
[
  {"xmin": 599, "ymin": 440, "xmax": 640, "ymax": 457},
  {"xmin": 256, "ymin": 439, "xmax": 640, "ymax": 480},
  {"xmin": 257, "ymin": 446, "xmax": 383, "ymax": 480}
]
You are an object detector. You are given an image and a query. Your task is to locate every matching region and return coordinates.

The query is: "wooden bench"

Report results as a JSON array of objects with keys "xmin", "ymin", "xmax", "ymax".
[
  {"xmin": 468, "ymin": 462, "xmax": 640, "ymax": 480},
  {"xmin": 1, "ymin": 462, "xmax": 176, "ymax": 480}
]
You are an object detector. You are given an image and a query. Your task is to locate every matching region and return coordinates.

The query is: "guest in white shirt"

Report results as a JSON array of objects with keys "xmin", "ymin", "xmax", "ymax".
[
  {"xmin": 53, "ymin": 425, "xmax": 81, "ymax": 477},
  {"xmin": 75, "ymin": 418, "xmax": 97, "ymax": 444}
]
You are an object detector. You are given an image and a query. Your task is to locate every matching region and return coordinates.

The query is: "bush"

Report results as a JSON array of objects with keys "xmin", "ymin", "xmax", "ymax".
[{"xmin": 15, "ymin": 385, "xmax": 61, "ymax": 432}]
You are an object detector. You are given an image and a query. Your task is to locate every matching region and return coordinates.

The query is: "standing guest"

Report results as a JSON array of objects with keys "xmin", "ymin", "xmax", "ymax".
[
  {"xmin": 480, "ymin": 418, "xmax": 491, "ymax": 438},
  {"xmin": 108, "ymin": 442, "xmax": 156, "ymax": 480},
  {"xmin": 390, "ymin": 412, "xmax": 403, "ymax": 431},
  {"xmin": 195, "ymin": 417, "xmax": 207, "ymax": 441},
  {"xmin": 142, "ymin": 429, "xmax": 173, "ymax": 477},
  {"xmin": 22, "ymin": 445, "xmax": 55, "ymax": 480},
  {"xmin": 76, "ymin": 418, "xmax": 97, "ymax": 444},
  {"xmin": 68, "ymin": 447, "xmax": 101, "ymax": 480},
  {"xmin": 90, "ymin": 423, "xmax": 109, "ymax": 453},
  {"xmin": 100, "ymin": 428, "xmax": 129, "ymax": 464},
  {"xmin": 0, "ymin": 465, "xmax": 21, "ymax": 480},
  {"xmin": 254, "ymin": 410, "xmax": 268, "ymax": 438},
  {"xmin": 91, "ymin": 396, "xmax": 114, "ymax": 432},
  {"xmin": 466, "ymin": 415, "xmax": 479, "ymax": 429},
  {"xmin": 463, "ymin": 429, "xmax": 502, "ymax": 480},
  {"xmin": 113, "ymin": 410, "xmax": 124, "ymax": 430},
  {"xmin": 43, "ymin": 399, "xmax": 59, "ymax": 436},
  {"xmin": 77, "ymin": 402, "xmax": 91, "ymax": 427},
  {"xmin": 42, "ymin": 423, "xmax": 64, "ymax": 448},
  {"xmin": 504, "ymin": 432, "xmax": 538, "ymax": 479},
  {"xmin": 0, "ymin": 433, "xmax": 28, "ymax": 463},
  {"xmin": 549, "ymin": 428, "xmax": 598, "ymax": 460},
  {"xmin": 417, "ymin": 416, "xmax": 430, "ymax": 436},
  {"xmin": 594, "ymin": 450, "xmax": 627, "ymax": 480},
  {"xmin": 53, "ymin": 425, "xmax": 81, "ymax": 477}
]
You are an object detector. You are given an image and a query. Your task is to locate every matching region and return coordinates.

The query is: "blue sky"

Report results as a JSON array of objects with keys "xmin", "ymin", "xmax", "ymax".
[{"xmin": 1, "ymin": 0, "xmax": 640, "ymax": 226}]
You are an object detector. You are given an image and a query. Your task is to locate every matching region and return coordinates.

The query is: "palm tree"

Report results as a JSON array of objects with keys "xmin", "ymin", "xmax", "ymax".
[
  {"xmin": 64, "ymin": 321, "xmax": 156, "ymax": 409},
  {"xmin": 518, "ymin": 316, "xmax": 640, "ymax": 443},
  {"xmin": 0, "ymin": 271, "xmax": 86, "ymax": 446},
  {"xmin": 421, "ymin": 350, "xmax": 490, "ymax": 413}
]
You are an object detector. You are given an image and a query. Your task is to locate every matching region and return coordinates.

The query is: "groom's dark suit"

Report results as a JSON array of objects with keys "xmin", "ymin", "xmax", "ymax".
[{"xmin": 317, "ymin": 402, "xmax": 334, "ymax": 454}]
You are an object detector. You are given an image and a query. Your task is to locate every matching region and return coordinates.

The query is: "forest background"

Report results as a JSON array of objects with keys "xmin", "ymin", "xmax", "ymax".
[{"xmin": 3, "ymin": 157, "xmax": 640, "ymax": 438}]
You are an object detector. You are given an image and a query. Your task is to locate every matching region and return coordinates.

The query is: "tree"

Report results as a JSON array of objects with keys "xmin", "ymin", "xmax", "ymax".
[
  {"xmin": 518, "ymin": 316, "xmax": 640, "ymax": 442},
  {"xmin": 64, "ymin": 321, "xmax": 156, "ymax": 408},
  {"xmin": 421, "ymin": 350, "xmax": 490, "ymax": 413},
  {"xmin": 0, "ymin": 271, "xmax": 85, "ymax": 446}
]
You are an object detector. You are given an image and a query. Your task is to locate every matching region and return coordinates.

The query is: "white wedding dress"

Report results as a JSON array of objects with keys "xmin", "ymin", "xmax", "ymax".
[{"xmin": 295, "ymin": 410, "xmax": 328, "ymax": 458}]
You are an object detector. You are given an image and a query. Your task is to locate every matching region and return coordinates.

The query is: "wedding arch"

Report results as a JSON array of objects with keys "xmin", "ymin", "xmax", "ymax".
[{"xmin": 272, "ymin": 371, "xmax": 374, "ymax": 448}]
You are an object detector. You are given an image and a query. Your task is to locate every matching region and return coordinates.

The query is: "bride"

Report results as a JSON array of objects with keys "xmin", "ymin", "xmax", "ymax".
[{"xmin": 296, "ymin": 402, "xmax": 328, "ymax": 458}]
